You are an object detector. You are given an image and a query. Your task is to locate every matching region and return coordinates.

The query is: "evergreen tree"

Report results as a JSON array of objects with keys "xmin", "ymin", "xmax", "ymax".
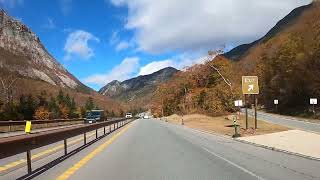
[{"xmin": 85, "ymin": 97, "xmax": 95, "ymax": 111}]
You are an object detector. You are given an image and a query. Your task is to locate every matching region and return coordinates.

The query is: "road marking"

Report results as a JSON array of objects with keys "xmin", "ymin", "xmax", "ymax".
[
  {"xmin": 173, "ymin": 124, "xmax": 265, "ymax": 180},
  {"xmin": 0, "ymin": 130, "xmax": 101, "ymax": 173},
  {"xmin": 56, "ymin": 124, "xmax": 132, "ymax": 180}
]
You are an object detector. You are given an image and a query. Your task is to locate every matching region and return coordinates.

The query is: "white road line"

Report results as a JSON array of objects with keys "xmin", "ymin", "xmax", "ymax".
[{"xmin": 180, "ymin": 134, "xmax": 265, "ymax": 180}]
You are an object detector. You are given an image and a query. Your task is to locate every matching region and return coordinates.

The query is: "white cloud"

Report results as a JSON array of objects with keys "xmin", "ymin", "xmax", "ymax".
[
  {"xmin": 0, "ymin": 0, "xmax": 23, "ymax": 8},
  {"xmin": 83, "ymin": 57, "xmax": 140, "ymax": 86},
  {"xmin": 138, "ymin": 60, "xmax": 174, "ymax": 75},
  {"xmin": 42, "ymin": 17, "xmax": 56, "ymax": 29},
  {"xmin": 64, "ymin": 30, "xmax": 99, "ymax": 60},
  {"xmin": 110, "ymin": 0, "xmax": 312, "ymax": 54},
  {"xmin": 138, "ymin": 53, "xmax": 209, "ymax": 75},
  {"xmin": 115, "ymin": 41, "xmax": 130, "ymax": 51},
  {"xmin": 60, "ymin": 0, "xmax": 72, "ymax": 15}
]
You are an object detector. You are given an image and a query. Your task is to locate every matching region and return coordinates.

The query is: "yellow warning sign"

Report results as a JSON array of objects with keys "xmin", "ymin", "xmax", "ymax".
[{"xmin": 25, "ymin": 121, "xmax": 32, "ymax": 133}]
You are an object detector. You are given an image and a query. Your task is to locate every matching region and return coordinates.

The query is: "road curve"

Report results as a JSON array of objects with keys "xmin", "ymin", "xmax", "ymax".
[{"xmin": 14, "ymin": 118, "xmax": 317, "ymax": 180}]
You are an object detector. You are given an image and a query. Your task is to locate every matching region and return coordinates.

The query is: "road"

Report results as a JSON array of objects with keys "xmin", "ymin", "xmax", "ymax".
[
  {"xmin": 2, "ymin": 119, "xmax": 319, "ymax": 180},
  {"xmin": 243, "ymin": 109, "xmax": 320, "ymax": 133}
]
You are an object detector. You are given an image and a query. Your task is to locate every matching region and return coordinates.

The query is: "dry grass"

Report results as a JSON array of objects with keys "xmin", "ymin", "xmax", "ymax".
[{"xmin": 165, "ymin": 114, "xmax": 289, "ymax": 137}]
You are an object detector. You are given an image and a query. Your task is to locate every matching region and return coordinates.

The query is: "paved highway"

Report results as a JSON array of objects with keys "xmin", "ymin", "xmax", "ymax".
[
  {"xmin": 243, "ymin": 109, "xmax": 320, "ymax": 133},
  {"xmin": 2, "ymin": 119, "xmax": 319, "ymax": 180}
]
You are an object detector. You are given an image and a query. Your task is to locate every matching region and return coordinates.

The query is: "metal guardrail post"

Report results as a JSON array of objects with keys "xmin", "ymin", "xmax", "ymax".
[
  {"xmin": 84, "ymin": 133, "xmax": 87, "ymax": 145},
  {"xmin": 27, "ymin": 150, "xmax": 32, "ymax": 174},
  {"xmin": 64, "ymin": 139, "xmax": 67, "ymax": 155}
]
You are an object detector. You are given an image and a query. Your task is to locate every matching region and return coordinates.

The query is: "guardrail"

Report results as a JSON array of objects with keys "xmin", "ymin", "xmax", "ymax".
[{"xmin": 0, "ymin": 118, "xmax": 134, "ymax": 176}]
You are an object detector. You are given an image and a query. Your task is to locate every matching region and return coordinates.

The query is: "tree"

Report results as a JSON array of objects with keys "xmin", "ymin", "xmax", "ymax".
[
  {"xmin": 85, "ymin": 97, "xmax": 95, "ymax": 111},
  {"xmin": 18, "ymin": 94, "xmax": 37, "ymax": 120},
  {"xmin": 34, "ymin": 106, "xmax": 50, "ymax": 120},
  {"xmin": 0, "ymin": 72, "xmax": 18, "ymax": 104}
]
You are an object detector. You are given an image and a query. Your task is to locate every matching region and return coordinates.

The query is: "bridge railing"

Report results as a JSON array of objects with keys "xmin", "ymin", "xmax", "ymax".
[{"xmin": 0, "ymin": 118, "xmax": 134, "ymax": 175}]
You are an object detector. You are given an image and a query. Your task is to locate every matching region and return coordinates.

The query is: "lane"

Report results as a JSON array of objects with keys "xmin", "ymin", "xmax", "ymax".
[
  {"xmin": 243, "ymin": 109, "xmax": 320, "ymax": 133},
  {"xmin": 35, "ymin": 119, "xmax": 320, "ymax": 180}
]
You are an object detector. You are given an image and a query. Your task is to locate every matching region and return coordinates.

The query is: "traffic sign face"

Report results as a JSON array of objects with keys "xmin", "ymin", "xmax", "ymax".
[
  {"xmin": 242, "ymin": 76, "xmax": 259, "ymax": 95},
  {"xmin": 310, "ymin": 98, "xmax": 317, "ymax": 105},
  {"xmin": 274, "ymin": 99, "xmax": 279, "ymax": 105},
  {"xmin": 234, "ymin": 100, "xmax": 243, "ymax": 107}
]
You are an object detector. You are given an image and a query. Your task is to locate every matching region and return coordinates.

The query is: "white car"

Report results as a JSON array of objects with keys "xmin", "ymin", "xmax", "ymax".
[
  {"xmin": 125, "ymin": 113, "xmax": 133, "ymax": 118},
  {"xmin": 143, "ymin": 115, "xmax": 149, "ymax": 119}
]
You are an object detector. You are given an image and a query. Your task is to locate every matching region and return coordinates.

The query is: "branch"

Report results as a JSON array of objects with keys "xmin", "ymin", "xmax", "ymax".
[{"xmin": 209, "ymin": 64, "xmax": 232, "ymax": 88}]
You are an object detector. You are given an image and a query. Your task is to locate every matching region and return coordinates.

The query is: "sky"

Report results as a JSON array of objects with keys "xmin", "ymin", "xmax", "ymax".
[{"xmin": 0, "ymin": 0, "xmax": 312, "ymax": 90}]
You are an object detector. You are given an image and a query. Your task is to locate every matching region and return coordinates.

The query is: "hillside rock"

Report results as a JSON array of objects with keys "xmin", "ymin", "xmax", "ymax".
[{"xmin": 0, "ymin": 9, "xmax": 86, "ymax": 90}]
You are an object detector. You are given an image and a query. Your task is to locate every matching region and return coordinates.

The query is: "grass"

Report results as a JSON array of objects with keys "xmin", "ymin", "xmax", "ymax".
[{"xmin": 164, "ymin": 114, "xmax": 289, "ymax": 137}]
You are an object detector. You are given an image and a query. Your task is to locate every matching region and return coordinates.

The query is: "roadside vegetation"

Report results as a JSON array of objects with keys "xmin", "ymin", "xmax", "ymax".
[{"xmin": 0, "ymin": 90, "xmax": 120, "ymax": 121}]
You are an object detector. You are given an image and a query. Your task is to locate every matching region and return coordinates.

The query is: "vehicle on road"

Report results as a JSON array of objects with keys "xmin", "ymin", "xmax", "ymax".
[
  {"xmin": 125, "ymin": 113, "xmax": 133, "ymax": 118},
  {"xmin": 85, "ymin": 110, "xmax": 105, "ymax": 124},
  {"xmin": 143, "ymin": 115, "xmax": 149, "ymax": 119}
]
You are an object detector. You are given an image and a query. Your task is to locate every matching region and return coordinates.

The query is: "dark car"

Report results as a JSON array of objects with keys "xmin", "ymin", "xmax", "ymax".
[{"xmin": 85, "ymin": 110, "xmax": 105, "ymax": 124}]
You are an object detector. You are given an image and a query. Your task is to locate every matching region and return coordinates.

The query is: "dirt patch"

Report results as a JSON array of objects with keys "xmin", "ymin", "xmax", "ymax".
[{"xmin": 164, "ymin": 114, "xmax": 289, "ymax": 137}]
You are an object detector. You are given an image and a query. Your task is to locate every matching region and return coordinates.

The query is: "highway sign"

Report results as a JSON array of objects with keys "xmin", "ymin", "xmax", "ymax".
[
  {"xmin": 242, "ymin": 76, "xmax": 259, "ymax": 95},
  {"xmin": 274, "ymin": 99, "xmax": 279, "ymax": 105},
  {"xmin": 310, "ymin": 98, "xmax": 317, "ymax": 105},
  {"xmin": 234, "ymin": 100, "xmax": 243, "ymax": 107}
]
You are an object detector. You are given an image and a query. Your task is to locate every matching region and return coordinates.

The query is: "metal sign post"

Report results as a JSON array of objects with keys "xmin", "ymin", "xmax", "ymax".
[
  {"xmin": 274, "ymin": 99, "xmax": 279, "ymax": 112},
  {"xmin": 310, "ymin": 98, "xmax": 318, "ymax": 119},
  {"xmin": 242, "ymin": 76, "xmax": 259, "ymax": 129}
]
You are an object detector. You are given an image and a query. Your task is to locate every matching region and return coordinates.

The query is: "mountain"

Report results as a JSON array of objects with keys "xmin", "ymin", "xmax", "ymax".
[
  {"xmin": 0, "ymin": 9, "xmax": 88, "ymax": 91},
  {"xmin": 223, "ymin": 3, "xmax": 313, "ymax": 61},
  {"xmin": 0, "ymin": 10, "xmax": 122, "ymax": 111},
  {"xmin": 99, "ymin": 67, "xmax": 179, "ymax": 102}
]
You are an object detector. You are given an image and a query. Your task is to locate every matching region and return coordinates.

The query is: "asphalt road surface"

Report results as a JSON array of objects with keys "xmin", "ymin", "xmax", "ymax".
[
  {"xmin": 243, "ymin": 109, "xmax": 320, "ymax": 133},
  {"xmin": 1, "ymin": 119, "xmax": 320, "ymax": 180}
]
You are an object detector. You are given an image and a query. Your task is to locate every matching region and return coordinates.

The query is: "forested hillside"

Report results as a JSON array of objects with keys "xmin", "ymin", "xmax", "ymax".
[{"xmin": 151, "ymin": 1, "xmax": 320, "ymax": 118}]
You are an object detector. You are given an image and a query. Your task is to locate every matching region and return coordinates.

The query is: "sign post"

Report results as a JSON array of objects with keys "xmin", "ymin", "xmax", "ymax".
[
  {"xmin": 233, "ymin": 100, "xmax": 242, "ymax": 138},
  {"xmin": 242, "ymin": 76, "xmax": 259, "ymax": 129},
  {"xmin": 310, "ymin": 98, "xmax": 318, "ymax": 119},
  {"xmin": 274, "ymin": 99, "xmax": 279, "ymax": 112}
]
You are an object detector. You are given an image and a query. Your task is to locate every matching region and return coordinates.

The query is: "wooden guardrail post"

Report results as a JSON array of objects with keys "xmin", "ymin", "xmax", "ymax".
[
  {"xmin": 104, "ymin": 126, "xmax": 106, "ymax": 135},
  {"xmin": 26, "ymin": 150, "xmax": 32, "ymax": 174},
  {"xmin": 96, "ymin": 129, "xmax": 98, "ymax": 139},
  {"xmin": 84, "ymin": 133, "xmax": 87, "ymax": 145}
]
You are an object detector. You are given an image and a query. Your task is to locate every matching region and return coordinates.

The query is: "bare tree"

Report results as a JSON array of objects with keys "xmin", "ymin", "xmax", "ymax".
[
  {"xmin": 207, "ymin": 50, "xmax": 232, "ymax": 91},
  {"xmin": 0, "ymin": 72, "xmax": 18, "ymax": 104}
]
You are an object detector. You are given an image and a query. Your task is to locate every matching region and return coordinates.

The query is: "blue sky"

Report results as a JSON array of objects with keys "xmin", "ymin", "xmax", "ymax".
[{"xmin": 0, "ymin": 0, "xmax": 312, "ymax": 90}]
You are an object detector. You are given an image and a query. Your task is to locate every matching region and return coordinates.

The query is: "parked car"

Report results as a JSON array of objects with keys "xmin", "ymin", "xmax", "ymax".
[
  {"xmin": 85, "ymin": 110, "xmax": 105, "ymax": 124},
  {"xmin": 125, "ymin": 113, "xmax": 133, "ymax": 118},
  {"xmin": 143, "ymin": 115, "xmax": 149, "ymax": 119}
]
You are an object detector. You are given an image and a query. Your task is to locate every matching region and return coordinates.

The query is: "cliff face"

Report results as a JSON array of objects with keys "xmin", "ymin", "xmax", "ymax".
[{"xmin": 0, "ymin": 9, "xmax": 86, "ymax": 89}]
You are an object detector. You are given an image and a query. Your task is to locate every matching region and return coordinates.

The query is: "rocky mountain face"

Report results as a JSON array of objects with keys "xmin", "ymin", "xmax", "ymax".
[
  {"xmin": 99, "ymin": 67, "xmax": 179, "ymax": 102},
  {"xmin": 0, "ymin": 9, "xmax": 87, "ymax": 90}
]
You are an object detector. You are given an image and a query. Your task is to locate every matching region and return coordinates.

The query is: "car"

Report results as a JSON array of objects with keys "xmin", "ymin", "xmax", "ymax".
[
  {"xmin": 143, "ymin": 115, "xmax": 149, "ymax": 119},
  {"xmin": 125, "ymin": 113, "xmax": 133, "ymax": 118},
  {"xmin": 85, "ymin": 110, "xmax": 105, "ymax": 124}
]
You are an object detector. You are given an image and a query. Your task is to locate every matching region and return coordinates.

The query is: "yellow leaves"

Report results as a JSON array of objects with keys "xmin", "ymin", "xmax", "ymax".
[{"xmin": 34, "ymin": 106, "xmax": 50, "ymax": 120}]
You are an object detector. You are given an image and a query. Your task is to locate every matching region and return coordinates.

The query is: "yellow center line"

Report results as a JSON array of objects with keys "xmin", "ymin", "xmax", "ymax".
[
  {"xmin": 0, "ymin": 129, "xmax": 104, "ymax": 172},
  {"xmin": 56, "ymin": 124, "xmax": 132, "ymax": 180}
]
